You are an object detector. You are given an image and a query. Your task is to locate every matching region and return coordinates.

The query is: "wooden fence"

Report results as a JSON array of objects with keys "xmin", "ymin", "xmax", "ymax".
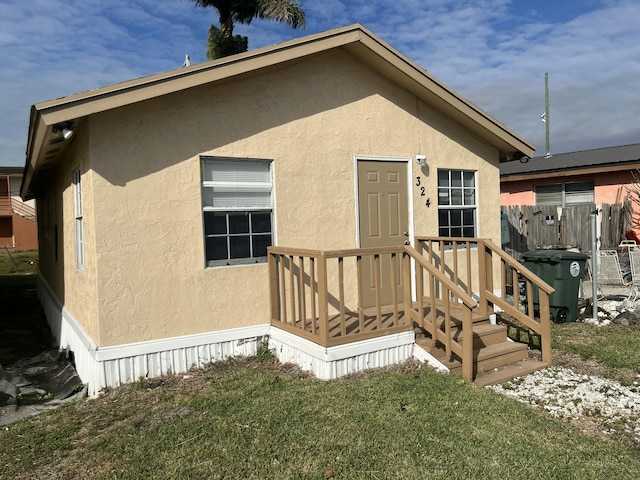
[{"xmin": 501, "ymin": 201, "xmax": 632, "ymax": 257}]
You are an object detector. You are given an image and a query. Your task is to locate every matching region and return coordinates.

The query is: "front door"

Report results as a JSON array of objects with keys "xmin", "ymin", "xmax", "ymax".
[{"xmin": 357, "ymin": 160, "xmax": 409, "ymax": 307}]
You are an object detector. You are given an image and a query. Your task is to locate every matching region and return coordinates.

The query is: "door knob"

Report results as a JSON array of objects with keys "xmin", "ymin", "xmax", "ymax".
[
  {"xmin": 403, "ymin": 231, "xmax": 409, "ymax": 237},
  {"xmin": 404, "ymin": 240, "xmax": 410, "ymax": 245}
]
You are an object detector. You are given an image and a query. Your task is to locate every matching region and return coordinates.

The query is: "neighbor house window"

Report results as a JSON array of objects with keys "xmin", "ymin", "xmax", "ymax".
[
  {"xmin": 72, "ymin": 169, "xmax": 84, "ymax": 271},
  {"xmin": 535, "ymin": 181, "xmax": 594, "ymax": 206},
  {"xmin": 201, "ymin": 157, "xmax": 273, "ymax": 267},
  {"xmin": 438, "ymin": 169, "xmax": 476, "ymax": 238}
]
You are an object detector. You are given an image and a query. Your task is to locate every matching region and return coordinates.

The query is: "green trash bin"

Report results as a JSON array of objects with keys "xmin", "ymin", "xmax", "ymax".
[{"xmin": 522, "ymin": 249, "xmax": 589, "ymax": 323}]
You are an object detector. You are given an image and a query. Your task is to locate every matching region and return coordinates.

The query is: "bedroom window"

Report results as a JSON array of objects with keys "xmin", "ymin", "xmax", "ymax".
[
  {"xmin": 201, "ymin": 158, "xmax": 273, "ymax": 267},
  {"xmin": 73, "ymin": 169, "xmax": 84, "ymax": 271},
  {"xmin": 535, "ymin": 181, "xmax": 594, "ymax": 206},
  {"xmin": 438, "ymin": 169, "xmax": 477, "ymax": 238}
]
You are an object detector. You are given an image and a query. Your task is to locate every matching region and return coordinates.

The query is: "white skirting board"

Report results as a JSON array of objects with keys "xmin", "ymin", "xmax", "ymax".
[
  {"xmin": 37, "ymin": 276, "xmax": 269, "ymax": 397},
  {"xmin": 268, "ymin": 327, "xmax": 415, "ymax": 380},
  {"xmin": 37, "ymin": 274, "xmax": 444, "ymax": 396}
]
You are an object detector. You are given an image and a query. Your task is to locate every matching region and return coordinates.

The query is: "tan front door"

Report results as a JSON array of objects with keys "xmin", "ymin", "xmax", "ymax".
[{"xmin": 357, "ymin": 160, "xmax": 409, "ymax": 307}]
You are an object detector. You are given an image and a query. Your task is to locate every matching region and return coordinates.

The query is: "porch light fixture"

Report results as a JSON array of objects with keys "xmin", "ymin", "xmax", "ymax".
[
  {"xmin": 62, "ymin": 127, "xmax": 73, "ymax": 140},
  {"xmin": 507, "ymin": 152, "xmax": 529, "ymax": 164},
  {"xmin": 52, "ymin": 121, "xmax": 75, "ymax": 140},
  {"xmin": 416, "ymin": 154, "xmax": 427, "ymax": 167}
]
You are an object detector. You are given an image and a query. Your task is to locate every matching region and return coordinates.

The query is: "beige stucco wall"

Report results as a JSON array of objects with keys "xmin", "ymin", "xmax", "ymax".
[
  {"xmin": 76, "ymin": 48, "xmax": 502, "ymax": 346},
  {"xmin": 38, "ymin": 125, "xmax": 102, "ymax": 342}
]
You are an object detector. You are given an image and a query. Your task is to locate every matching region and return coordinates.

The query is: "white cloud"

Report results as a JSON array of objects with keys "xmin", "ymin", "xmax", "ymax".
[{"xmin": 0, "ymin": 0, "xmax": 638, "ymax": 166}]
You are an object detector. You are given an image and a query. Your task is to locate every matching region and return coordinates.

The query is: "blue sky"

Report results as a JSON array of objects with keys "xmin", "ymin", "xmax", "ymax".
[{"xmin": 1, "ymin": 0, "xmax": 639, "ymax": 166}]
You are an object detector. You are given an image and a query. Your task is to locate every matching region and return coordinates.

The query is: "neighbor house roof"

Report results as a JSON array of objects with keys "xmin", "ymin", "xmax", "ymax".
[
  {"xmin": 0, "ymin": 166, "xmax": 23, "ymax": 175},
  {"xmin": 23, "ymin": 23, "xmax": 536, "ymax": 199},
  {"xmin": 501, "ymin": 143, "xmax": 640, "ymax": 182}
]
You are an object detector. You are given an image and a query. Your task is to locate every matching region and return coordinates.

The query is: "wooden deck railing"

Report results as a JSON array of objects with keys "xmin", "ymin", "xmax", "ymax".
[
  {"xmin": 269, "ymin": 238, "xmax": 554, "ymax": 379},
  {"xmin": 417, "ymin": 237, "xmax": 555, "ymax": 365},
  {"xmin": 404, "ymin": 245, "xmax": 477, "ymax": 380},
  {"xmin": 268, "ymin": 244, "xmax": 480, "ymax": 379},
  {"xmin": 268, "ymin": 246, "xmax": 413, "ymax": 348}
]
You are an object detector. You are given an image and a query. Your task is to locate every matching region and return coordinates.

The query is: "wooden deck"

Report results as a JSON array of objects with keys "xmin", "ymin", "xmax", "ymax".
[{"xmin": 268, "ymin": 239, "xmax": 554, "ymax": 383}]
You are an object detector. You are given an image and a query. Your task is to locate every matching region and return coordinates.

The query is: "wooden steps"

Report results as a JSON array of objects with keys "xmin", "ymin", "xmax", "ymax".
[
  {"xmin": 416, "ymin": 305, "xmax": 547, "ymax": 385},
  {"xmin": 473, "ymin": 359, "xmax": 550, "ymax": 387}
]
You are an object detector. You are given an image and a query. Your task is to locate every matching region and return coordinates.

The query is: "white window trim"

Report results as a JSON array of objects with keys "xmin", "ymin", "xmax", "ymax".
[
  {"xmin": 73, "ymin": 168, "xmax": 84, "ymax": 272},
  {"xmin": 437, "ymin": 169, "xmax": 477, "ymax": 239},
  {"xmin": 201, "ymin": 157, "xmax": 274, "ymax": 267}
]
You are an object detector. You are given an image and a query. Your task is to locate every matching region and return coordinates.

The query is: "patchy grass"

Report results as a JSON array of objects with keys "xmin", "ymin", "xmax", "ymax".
[
  {"xmin": 0, "ymin": 249, "xmax": 38, "ymax": 275},
  {"xmin": 2, "ymin": 356, "xmax": 640, "ymax": 479},
  {"xmin": 3, "ymin": 274, "xmax": 640, "ymax": 478},
  {"xmin": 551, "ymin": 322, "xmax": 640, "ymax": 384}
]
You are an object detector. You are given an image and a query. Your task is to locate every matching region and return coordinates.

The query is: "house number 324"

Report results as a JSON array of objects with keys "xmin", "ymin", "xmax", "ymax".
[{"xmin": 415, "ymin": 177, "xmax": 431, "ymax": 207}]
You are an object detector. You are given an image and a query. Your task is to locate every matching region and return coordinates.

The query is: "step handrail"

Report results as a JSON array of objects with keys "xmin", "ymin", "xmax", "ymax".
[
  {"xmin": 404, "ymin": 245, "xmax": 476, "ymax": 381},
  {"xmin": 481, "ymin": 239, "xmax": 554, "ymax": 294},
  {"xmin": 404, "ymin": 245, "xmax": 477, "ymax": 309},
  {"xmin": 480, "ymin": 239, "xmax": 554, "ymax": 365}
]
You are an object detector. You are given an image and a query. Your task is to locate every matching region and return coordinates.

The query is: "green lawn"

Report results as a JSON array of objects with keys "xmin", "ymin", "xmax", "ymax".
[
  {"xmin": 2, "ymin": 269, "xmax": 640, "ymax": 479},
  {"xmin": 0, "ymin": 249, "xmax": 38, "ymax": 275},
  {"xmin": 1, "ymin": 353, "xmax": 640, "ymax": 479}
]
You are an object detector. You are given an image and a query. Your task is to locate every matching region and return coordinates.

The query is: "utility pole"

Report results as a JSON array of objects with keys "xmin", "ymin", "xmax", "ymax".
[{"xmin": 544, "ymin": 72, "xmax": 550, "ymax": 158}]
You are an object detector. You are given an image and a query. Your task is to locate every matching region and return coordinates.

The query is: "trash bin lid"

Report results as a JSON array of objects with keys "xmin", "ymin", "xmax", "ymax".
[{"xmin": 522, "ymin": 249, "xmax": 589, "ymax": 262}]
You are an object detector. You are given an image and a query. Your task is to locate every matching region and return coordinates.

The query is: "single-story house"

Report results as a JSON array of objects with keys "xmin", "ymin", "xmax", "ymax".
[
  {"xmin": 22, "ymin": 24, "xmax": 544, "ymax": 396},
  {"xmin": 0, "ymin": 166, "xmax": 37, "ymax": 251}
]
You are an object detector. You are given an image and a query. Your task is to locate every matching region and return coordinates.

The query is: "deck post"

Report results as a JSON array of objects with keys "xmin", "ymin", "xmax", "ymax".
[
  {"xmin": 317, "ymin": 252, "xmax": 329, "ymax": 346},
  {"xmin": 402, "ymin": 250, "xmax": 412, "ymax": 326},
  {"xmin": 462, "ymin": 309, "xmax": 474, "ymax": 381},
  {"xmin": 268, "ymin": 252, "xmax": 279, "ymax": 324},
  {"xmin": 539, "ymin": 292, "xmax": 552, "ymax": 364},
  {"xmin": 477, "ymin": 239, "xmax": 489, "ymax": 317}
]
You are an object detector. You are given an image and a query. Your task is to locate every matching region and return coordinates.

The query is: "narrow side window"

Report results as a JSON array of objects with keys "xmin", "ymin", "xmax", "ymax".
[{"xmin": 73, "ymin": 169, "xmax": 84, "ymax": 271}]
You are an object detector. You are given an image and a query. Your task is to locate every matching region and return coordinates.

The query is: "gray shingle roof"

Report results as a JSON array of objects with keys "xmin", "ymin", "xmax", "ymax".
[
  {"xmin": 0, "ymin": 166, "xmax": 23, "ymax": 175},
  {"xmin": 500, "ymin": 143, "xmax": 640, "ymax": 178}
]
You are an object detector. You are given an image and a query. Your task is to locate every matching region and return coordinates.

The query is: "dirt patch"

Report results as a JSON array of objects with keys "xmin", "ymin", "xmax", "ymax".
[{"xmin": 527, "ymin": 346, "xmax": 637, "ymax": 384}]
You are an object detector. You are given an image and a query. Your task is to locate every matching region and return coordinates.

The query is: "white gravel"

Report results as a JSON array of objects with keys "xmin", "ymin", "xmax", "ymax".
[{"xmin": 488, "ymin": 367, "xmax": 640, "ymax": 444}]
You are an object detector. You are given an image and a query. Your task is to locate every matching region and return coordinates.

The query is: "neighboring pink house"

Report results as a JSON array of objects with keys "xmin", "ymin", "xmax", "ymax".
[
  {"xmin": 0, "ymin": 166, "xmax": 38, "ymax": 251},
  {"xmin": 500, "ymin": 144, "xmax": 640, "ymax": 229}
]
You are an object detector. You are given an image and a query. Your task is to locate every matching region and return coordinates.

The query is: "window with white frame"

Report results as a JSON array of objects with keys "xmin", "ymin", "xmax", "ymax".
[
  {"xmin": 535, "ymin": 181, "xmax": 594, "ymax": 206},
  {"xmin": 72, "ymin": 169, "xmax": 84, "ymax": 270},
  {"xmin": 438, "ymin": 169, "xmax": 477, "ymax": 238},
  {"xmin": 201, "ymin": 157, "xmax": 273, "ymax": 267}
]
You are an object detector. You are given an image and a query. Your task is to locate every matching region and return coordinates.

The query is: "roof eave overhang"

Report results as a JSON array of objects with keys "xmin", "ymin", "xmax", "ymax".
[
  {"xmin": 23, "ymin": 24, "xmax": 534, "ymax": 199},
  {"xmin": 501, "ymin": 161, "xmax": 640, "ymax": 183},
  {"xmin": 342, "ymin": 34, "xmax": 535, "ymax": 160}
]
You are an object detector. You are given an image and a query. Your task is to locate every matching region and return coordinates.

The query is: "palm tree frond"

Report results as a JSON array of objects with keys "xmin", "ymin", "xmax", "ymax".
[{"xmin": 256, "ymin": 0, "xmax": 306, "ymax": 28}]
